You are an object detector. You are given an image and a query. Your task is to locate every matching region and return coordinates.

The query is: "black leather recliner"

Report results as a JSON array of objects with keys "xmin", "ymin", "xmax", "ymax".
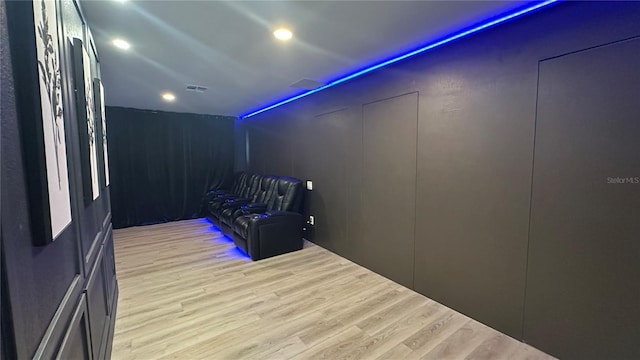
[
  {"xmin": 218, "ymin": 175, "xmax": 279, "ymax": 235},
  {"xmin": 208, "ymin": 172, "xmax": 248, "ymax": 199},
  {"xmin": 207, "ymin": 173, "xmax": 260, "ymax": 225},
  {"xmin": 203, "ymin": 172, "xmax": 247, "ymax": 218},
  {"xmin": 205, "ymin": 173, "xmax": 304, "ymax": 260},
  {"xmin": 231, "ymin": 177, "xmax": 304, "ymax": 260}
]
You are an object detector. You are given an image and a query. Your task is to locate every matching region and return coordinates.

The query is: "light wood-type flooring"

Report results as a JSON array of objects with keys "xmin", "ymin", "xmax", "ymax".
[{"xmin": 112, "ymin": 218, "xmax": 554, "ymax": 360}]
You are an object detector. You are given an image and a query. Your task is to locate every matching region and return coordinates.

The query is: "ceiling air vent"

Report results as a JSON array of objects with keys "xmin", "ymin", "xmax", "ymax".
[
  {"xmin": 290, "ymin": 79, "xmax": 324, "ymax": 90},
  {"xmin": 185, "ymin": 84, "xmax": 208, "ymax": 93}
]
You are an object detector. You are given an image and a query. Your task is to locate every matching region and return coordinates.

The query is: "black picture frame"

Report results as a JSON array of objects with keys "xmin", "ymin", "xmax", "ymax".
[
  {"xmin": 6, "ymin": 0, "xmax": 73, "ymax": 246},
  {"xmin": 72, "ymin": 37, "xmax": 100, "ymax": 205},
  {"xmin": 93, "ymin": 78, "xmax": 110, "ymax": 189}
]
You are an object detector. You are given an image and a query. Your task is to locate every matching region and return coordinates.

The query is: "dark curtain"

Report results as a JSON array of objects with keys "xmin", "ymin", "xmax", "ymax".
[{"xmin": 106, "ymin": 107, "xmax": 235, "ymax": 228}]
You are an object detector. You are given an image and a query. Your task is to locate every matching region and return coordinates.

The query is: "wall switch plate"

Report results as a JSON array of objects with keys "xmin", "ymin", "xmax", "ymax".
[
  {"xmin": 309, "ymin": 215, "xmax": 315, "ymax": 226},
  {"xmin": 306, "ymin": 180, "xmax": 313, "ymax": 190}
]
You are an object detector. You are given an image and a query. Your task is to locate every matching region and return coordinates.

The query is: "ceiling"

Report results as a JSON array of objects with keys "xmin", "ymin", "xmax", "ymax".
[{"xmin": 82, "ymin": 1, "xmax": 533, "ymax": 117}]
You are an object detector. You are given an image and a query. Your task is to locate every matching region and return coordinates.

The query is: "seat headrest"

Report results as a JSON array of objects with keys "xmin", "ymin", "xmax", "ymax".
[{"xmin": 277, "ymin": 177, "xmax": 302, "ymax": 195}]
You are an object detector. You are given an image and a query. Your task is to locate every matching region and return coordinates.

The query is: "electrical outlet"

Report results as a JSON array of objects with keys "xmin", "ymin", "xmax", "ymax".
[
  {"xmin": 306, "ymin": 180, "xmax": 313, "ymax": 190},
  {"xmin": 309, "ymin": 215, "xmax": 315, "ymax": 226}
]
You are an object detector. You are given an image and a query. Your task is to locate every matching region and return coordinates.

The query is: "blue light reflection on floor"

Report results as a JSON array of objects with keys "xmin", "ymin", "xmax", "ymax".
[
  {"xmin": 199, "ymin": 217, "xmax": 250, "ymax": 259},
  {"xmin": 226, "ymin": 246, "xmax": 250, "ymax": 259},
  {"xmin": 200, "ymin": 217, "xmax": 215, "ymax": 225}
]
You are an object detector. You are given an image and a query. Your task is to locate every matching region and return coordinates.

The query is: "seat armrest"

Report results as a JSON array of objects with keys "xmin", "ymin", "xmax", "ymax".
[
  {"xmin": 221, "ymin": 198, "xmax": 252, "ymax": 209},
  {"xmin": 207, "ymin": 186, "xmax": 229, "ymax": 195},
  {"xmin": 217, "ymin": 193, "xmax": 238, "ymax": 200},
  {"xmin": 204, "ymin": 188, "xmax": 230, "ymax": 203},
  {"xmin": 247, "ymin": 211, "xmax": 303, "ymax": 238},
  {"xmin": 245, "ymin": 212, "xmax": 304, "ymax": 260},
  {"xmin": 241, "ymin": 203, "xmax": 268, "ymax": 214},
  {"xmin": 203, "ymin": 188, "xmax": 230, "ymax": 210},
  {"xmin": 211, "ymin": 189, "xmax": 232, "ymax": 197},
  {"xmin": 264, "ymin": 210, "xmax": 301, "ymax": 217}
]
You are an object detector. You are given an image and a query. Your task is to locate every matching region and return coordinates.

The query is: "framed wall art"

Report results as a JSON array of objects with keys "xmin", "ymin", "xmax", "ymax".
[
  {"xmin": 6, "ymin": 0, "xmax": 73, "ymax": 245},
  {"xmin": 93, "ymin": 78, "xmax": 110, "ymax": 187},
  {"xmin": 72, "ymin": 37, "xmax": 100, "ymax": 204}
]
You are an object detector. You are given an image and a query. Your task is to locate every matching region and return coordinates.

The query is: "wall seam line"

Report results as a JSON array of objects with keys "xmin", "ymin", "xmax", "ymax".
[
  {"xmin": 412, "ymin": 92, "xmax": 419, "ymax": 290},
  {"xmin": 521, "ymin": 59, "xmax": 542, "ymax": 341}
]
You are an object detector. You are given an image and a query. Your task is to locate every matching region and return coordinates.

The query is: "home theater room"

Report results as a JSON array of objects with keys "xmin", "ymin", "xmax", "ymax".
[{"xmin": 1, "ymin": 0, "xmax": 639, "ymax": 359}]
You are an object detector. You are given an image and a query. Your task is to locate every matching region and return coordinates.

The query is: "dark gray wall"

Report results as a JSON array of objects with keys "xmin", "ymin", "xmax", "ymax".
[
  {"xmin": 524, "ymin": 37, "xmax": 640, "ymax": 359},
  {"xmin": 361, "ymin": 93, "xmax": 417, "ymax": 288},
  {"xmin": 296, "ymin": 108, "xmax": 352, "ymax": 258},
  {"xmin": 2, "ymin": 2, "xmax": 80, "ymax": 357},
  {"xmin": 237, "ymin": 2, "xmax": 640, "ymax": 358},
  {"xmin": 2, "ymin": 0, "xmax": 117, "ymax": 358}
]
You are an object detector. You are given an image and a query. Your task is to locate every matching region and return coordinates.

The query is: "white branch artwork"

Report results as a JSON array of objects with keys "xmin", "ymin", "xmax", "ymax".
[
  {"xmin": 82, "ymin": 47, "xmax": 100, "ymax": 200},
  {"xmin": 100, "ymin": 82, "xmax": 110, "ymax": 186},
  {"xmin": 34, "ymin": 0, "xmax": 72, "ymax": 239}
]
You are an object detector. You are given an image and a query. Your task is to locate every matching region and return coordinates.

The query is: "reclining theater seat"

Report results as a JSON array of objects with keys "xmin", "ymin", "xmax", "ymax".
[
  {"xmin": 204, "ymin": 172, "xmax": 247, "ymax": 217},
  {"xmin": 218, "ymin": 175, "xmax": 279, "ymax": 233},
  {"xmin": 207, "ymin": 173, "xmax": 260, "ymax": 225},
  {"xmin": 206, "ymin": 172, "xmax": 247, "ymax": 219},
  {"xmin": 232, "ymin": 177, "xmax": 304, "ymax": 261},
  {"xmin": 226, "ymin": 172, "xmax": 250, "ymax": 196},
  {"xmin": 205, "ymin": 172, "xmax": 247, "ymax": 200}
]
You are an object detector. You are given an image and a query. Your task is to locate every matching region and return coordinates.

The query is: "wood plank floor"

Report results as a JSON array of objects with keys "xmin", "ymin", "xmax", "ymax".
[{"xmin": 111, "ymin": 218, "xmax": 553, "ymax": 360}]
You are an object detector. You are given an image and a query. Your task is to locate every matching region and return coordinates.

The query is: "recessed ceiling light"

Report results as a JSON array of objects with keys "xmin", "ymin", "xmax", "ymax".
[
  {"xmin": 112, "ymin": 38, "xmax": 130, "ymax": 50},
  {"xmin": 114, "ymin": 0, "xmax": 127, "ymax": 3},
  {"xmin": 273, "ymin": 28, "xmax": 293, "ymax": 41},
  {"xmin": 161, "ymin": 92, "xmax": 176, "ymax": 102}
]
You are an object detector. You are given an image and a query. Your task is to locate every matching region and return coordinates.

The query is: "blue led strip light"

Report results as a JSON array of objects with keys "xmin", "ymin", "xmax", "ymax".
[{"xmin": 240, "ymin": 0, "xmax": 559, "ymax": 120}]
